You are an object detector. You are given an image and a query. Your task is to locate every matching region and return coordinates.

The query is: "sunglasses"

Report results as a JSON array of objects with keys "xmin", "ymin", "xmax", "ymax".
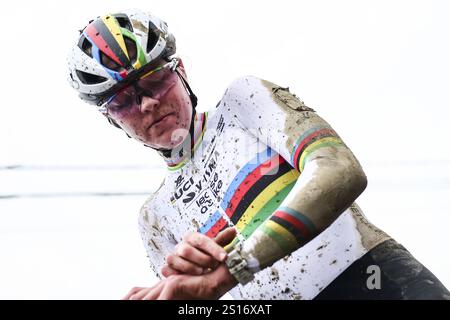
[{"xmin": 101, "ymin": 58, "xmax": 180, "ymax": 117}]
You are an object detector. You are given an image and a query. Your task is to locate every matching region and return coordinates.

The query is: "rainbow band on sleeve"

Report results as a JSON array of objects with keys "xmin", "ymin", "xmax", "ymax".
[
  {"xmin": 291, "ymin": 126, "xmax": 344, "ymax": 172},
  {"xmin": 261, "ymin": 206, "xmax": 317, "ymax": 251}
]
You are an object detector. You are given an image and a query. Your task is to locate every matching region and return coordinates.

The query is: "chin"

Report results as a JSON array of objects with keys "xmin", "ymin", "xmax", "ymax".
[{"xmin": 151, "ymin": 132, "xmax": 184, "ymax": 150}]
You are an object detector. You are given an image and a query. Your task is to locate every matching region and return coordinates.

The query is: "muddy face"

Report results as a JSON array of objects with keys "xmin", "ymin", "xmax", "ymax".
[{"xmin": 109, "ymin": 74, "xmax": 193, "ymax": 149}]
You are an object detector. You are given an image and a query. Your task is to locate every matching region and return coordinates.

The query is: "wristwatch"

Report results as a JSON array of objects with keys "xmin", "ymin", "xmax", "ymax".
[{"xmin": 225, "ymin": 240, "xmax": 254, "ymax": 285}]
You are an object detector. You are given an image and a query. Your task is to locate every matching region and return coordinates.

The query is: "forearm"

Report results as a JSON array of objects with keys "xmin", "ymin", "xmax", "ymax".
[{"xmin": 241, "ymin": 144, "xmax": 368, "ymax": 272}]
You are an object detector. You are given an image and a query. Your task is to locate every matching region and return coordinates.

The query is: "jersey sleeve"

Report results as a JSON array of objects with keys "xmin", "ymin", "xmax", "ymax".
[
  {"xmin": 221, "ymin": 75, "xmax": 368, "ymax": 273},
  {"xmin": 138, "ymin": 194, "xmax": 177, "ymax": 280}
]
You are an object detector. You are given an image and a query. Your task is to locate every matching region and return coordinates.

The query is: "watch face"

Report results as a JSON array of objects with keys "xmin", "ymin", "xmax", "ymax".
[
  {"xmin": 225, "ymin": 249, "xmax": 254, "ymax": 285},
  {"xmin": 225, "ymin": 251, "xmax": 241, "ymax": 268}
]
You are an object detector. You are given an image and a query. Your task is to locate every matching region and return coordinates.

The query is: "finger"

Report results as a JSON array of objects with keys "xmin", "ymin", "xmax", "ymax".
[
  {"xmin": 157, "ymin": 278, "xmax": 182, "ymax": 300},
  {"xmin": 166, "ymin": 253, "xmax": 204, "ymax": 275},
  {"xmin": 129, "ymin": 287, "xmax": 152, "ymax": 300},
  {"xmin": 122, "ymin": 286, "xmax": 145, "ymax": 300},
  {"xmin": 214, "ymin": 227, "xmax": 237, "ymax": 247},
  {"xmin": 157, "ymin": 285, "xmax": 174, "ymax": 300},
  {"xmin": 143, "ymin": 281, "xmax": 166, "ymax": 300},
  {"xmin": 176, "ymin": 242, "xmax": 217, "ymax": 268},
  {"xmin": 129, "ymin": 281, "xmax": 161, "ymax": 300},
  {"xmin": 161, "ymin": 264, "xmax": 182, "ymax": 278},
  {"xmin": 183, "ymin": 232, "xmax": 227, "ymax": 262}
]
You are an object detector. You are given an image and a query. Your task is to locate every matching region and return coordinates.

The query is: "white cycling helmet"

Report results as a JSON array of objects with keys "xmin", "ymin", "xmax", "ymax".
[{"xmin": 67, "ymin": 9, "xmax": 177, "ymax": 106}]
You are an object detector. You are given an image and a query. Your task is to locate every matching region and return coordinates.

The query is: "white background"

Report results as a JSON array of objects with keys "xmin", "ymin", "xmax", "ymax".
[{"xmin": 1, "ymin": 0, "xmax": 449, "ymax": 299}]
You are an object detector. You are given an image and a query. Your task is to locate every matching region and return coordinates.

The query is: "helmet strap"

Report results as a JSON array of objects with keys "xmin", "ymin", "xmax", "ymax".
[{"xmin": 175, "ymin": 68, "xmax": 198, "ymax": 109}]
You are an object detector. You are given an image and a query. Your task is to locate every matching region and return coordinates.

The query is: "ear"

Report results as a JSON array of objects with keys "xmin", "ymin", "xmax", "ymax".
[
  {"xmin": 176, "ymin": 58, "xmax": 188, "ymax": 79},
  {"xmin": 103, "ymin": 113, "xmax": 122, "ymax": 129}
]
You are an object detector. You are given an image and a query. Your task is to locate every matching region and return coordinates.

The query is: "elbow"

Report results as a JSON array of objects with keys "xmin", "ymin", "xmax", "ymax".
[
  {"xmin": 359, "ymin": 169, "xmax": 368, "ymax": 194},
  {"xmin": 309, "ymin": 147, "xmax": 368, "ymax": 202},
  {"xmin": 335, "ymin": 154, "xmax": 368, "ymax": 207},
  {"xmin": 297, "ymin": 149, "xmax": 368, "ymax": 230},
  {"xmin": 350, "ymin": 162, "xmax": 368, "ymax": 198}
]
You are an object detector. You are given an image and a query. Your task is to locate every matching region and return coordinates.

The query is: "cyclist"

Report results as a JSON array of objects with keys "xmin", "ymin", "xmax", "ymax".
[{"xmin": 67, "ymin": 9, "xmax": 450, "ymax": 300}]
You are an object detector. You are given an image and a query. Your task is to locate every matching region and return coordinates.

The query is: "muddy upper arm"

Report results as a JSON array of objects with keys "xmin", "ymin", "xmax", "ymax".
[{"xmin": 225, "ymin": 76, "xmax": 352, "ymax": 172}]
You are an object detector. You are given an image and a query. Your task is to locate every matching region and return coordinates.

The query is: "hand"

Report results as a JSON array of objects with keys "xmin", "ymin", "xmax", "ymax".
[
  {"xmin": 161, "ymin": 227, "xmax": 237, "ymax": 277},
  {"xmin": 122, "ymin": 263, "xmax": 238, "ymax": 300}
]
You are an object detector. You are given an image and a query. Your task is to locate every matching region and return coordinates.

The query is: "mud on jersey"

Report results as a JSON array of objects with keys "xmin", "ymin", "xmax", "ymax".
[{"xmin": 138, "ymin": 75, "xmax": 390, "ymax": 300}]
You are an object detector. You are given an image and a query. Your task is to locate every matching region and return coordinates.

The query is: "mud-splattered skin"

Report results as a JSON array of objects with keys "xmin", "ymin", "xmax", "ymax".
[
  {"xmin": 110, "ymin": 74, "xmax": 193, "ymax": 150},
  {"xmin": 138, "ymin": 76, "xmax": 390, "ymax": 299}
]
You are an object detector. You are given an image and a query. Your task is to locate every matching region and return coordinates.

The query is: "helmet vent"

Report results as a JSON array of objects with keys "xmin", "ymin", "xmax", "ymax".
[
  {"xmin": 114, "ymin": 14, "xmax": 133, "ymax": 32},
  {"xmin": 124, "ymin": 37, "xmax": 137, "ymax": 64},
  {"xmin": 146, "ymin": 21, "xmax": 159, "ymax": 53},
  {"xmin": 100, "ymin": 51, "xmax": 122, "ymax": 71},
  {"xmin": 76, "ymin": 70, "xmax": 107, "ymax": 85},
  {"xmin": 78, "ymin": 35, "xmax": 93, "ymax": 58}
]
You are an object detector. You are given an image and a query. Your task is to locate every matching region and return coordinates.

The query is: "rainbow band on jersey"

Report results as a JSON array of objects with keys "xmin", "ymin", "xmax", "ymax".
[
  {"xmin": 165, "ymin": 112, "xmax": 208, "ymax": 171},
  {"xmin": 199, "ymin": 147, "xmax": 276, "ymax": 237},
  {"xmin": 291, "ymin": 126, "xmax": 344, "ymax": 172},
  {"xmin": 199, "ymin": 147, "xmax": 299, "ymax": 239},
  {"xmin": 235, "ymin": 169, "xmax": 298, "ymax": 238}
]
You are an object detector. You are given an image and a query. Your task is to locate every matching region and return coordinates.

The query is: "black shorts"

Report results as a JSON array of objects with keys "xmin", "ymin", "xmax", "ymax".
[{"xmin": 314, "ymin": 239, "xmax": 450, "ymax": 300}]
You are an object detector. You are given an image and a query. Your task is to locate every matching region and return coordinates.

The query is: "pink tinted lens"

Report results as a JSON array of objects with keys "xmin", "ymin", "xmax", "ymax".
[
  {"xmin": 138, "ymin": 67, "xmax": 178, "ymax": 100},
  {"xmin": 107, "ymin": 88, "xmax": 135, "ymax": 115},
  {"xmin": 107, "ymin": 67, "xmax": 178, "ymax": 116}
]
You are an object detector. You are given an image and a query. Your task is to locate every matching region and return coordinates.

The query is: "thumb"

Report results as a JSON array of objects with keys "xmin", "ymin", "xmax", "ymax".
[{"xmin": 214, "ymin": 227, "xmax": 237, "ymax": 247}]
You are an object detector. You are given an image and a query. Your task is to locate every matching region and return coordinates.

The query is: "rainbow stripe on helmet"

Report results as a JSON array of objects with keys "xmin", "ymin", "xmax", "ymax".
[{"xmin": 83, "ymin": 14, "xmax": 148, "ymax": 81}]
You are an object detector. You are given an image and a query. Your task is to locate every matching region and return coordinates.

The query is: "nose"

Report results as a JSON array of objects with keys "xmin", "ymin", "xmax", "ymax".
[{"xmin": 139, "ymin": 95, "xmax": 160, "ymax": 113}]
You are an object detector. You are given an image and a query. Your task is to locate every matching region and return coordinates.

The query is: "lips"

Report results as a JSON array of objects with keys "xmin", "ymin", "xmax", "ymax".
[{"xmin": 148, "ymin": 112, "xmax": 174, "ymax": 129}]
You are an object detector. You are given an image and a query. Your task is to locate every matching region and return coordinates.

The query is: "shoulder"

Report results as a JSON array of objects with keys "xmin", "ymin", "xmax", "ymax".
[
  {"xmin": 223, "ymin": 75, "xmax": 267, "ymax": 99},
  {"xmin": 223, "ymin": 75, "xmax": 297, "ymax": 98},
  {"xmin": 221, "ymin": 75, "xmax": 314, "ymax": 115},
  {"xmin": 219, "ymin": 75, "xmax": 273, "ymax": 119},
  {"xmin": 219, "ymin": 75, "xmax": 313, "ymax": 130}
]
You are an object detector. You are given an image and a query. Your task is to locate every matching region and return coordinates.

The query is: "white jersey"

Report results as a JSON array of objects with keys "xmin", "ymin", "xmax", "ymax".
[{"xmin": 138, "ymin": 75, "xmax": 390, "ymax": 300}]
